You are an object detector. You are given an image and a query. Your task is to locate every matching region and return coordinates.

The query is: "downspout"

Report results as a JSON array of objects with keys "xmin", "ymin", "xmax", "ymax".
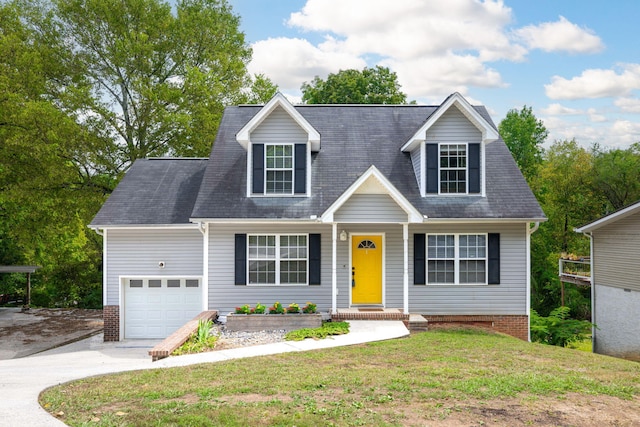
[
  {"xmin": 198, "ymin": 222, "xmax": 209, "ymax": 312},
  {"xmin": 526, "ymin": 222, "xmax": 540, "ymax": 342},
  {"xmin": 582, "ymin": 231, "xmax": 594, "ymax": 352}
]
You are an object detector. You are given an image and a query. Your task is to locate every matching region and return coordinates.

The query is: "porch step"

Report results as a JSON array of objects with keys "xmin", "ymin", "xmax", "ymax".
[
  {"xmin": 148, "ymin": 310, "xmax": 218, "ymax": 361},
  {"xmin": 332, "ymin": 308, "xmax": 409, "ymax": 322},
  {"xmin": 407, "ymin": 314, "xmax": 429, "ymax": 332}
]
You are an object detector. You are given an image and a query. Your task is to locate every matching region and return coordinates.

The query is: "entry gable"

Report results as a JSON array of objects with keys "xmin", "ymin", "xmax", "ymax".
[{"xmin": 321, "ymin": 166, "xmax": 423, "ymax": 223}]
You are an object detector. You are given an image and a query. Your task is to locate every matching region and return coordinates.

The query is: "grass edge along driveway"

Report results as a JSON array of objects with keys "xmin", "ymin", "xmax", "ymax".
[{"xmin": 41, "ymin": 328, "xmax": 640, "ymax": 426}]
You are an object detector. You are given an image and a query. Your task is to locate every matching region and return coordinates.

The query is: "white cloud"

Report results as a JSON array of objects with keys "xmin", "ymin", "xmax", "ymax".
[
  {"xmin": 514, "ymin": 16, "xmax": 604, "ymax": 54},
  {"xmin": 247, "ymin": 37, "xmax": 366, "ymax": 93},
  {"xmin": 615, "ymin": 97, "xmax": 640, "ymax": 113},
  {"xmin": 247, "ymin": 0, "xmax": 528, "ymax": 99},
  {"xmin": 611, "ymin": 119, "xmax": 640, "ymax": 140},
  {"xmin": 540, "ymin": 103, "xmax": 582, "ymax": 115},
  {"xmin": 587, "ymin": 108, "xmax": 607, "ymax": 123},
  {"xmin": 545, "ymin": 64, "xmax": 640, "ymax": 100}
]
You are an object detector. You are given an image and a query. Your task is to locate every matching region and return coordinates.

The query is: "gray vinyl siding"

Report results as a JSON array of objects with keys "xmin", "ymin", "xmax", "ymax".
[
  {"xmin": 208, "ymin": 222, "xmax": 527, "ymax": 315},
  {"xmin": 105, "ymin": 228, "xmax": 203, "ymax": 305},
  {"xmin": 334, "ymin": 194, "xmax": 408, "ymax": 223},
  {"xmin": 425, "ymin": 107, "xmax": 484, "ymax": 192},
  {"xmin": 425, "ymin": 107, "xmax": 482, "ymax": 143},
  {"xmin": 410, "ymin": 146, "xmax": 422, "ymax": 193},
  {"xmin": 409, "ymin": 223, "xmax": 527, "ymax": 314},
  {"xmin": 592, "ymin": 211, "xmax": 640, "ymax": 292},
  {"xmin": 250, "ymin": 105, "xmax": 308, "ymax": 143},
  {"xmin": 208, "ymin": 223, "xmax": 333, "ymax": 314}
]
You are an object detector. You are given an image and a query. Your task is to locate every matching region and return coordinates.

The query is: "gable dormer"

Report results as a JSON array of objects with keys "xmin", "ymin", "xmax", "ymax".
[
  {"xmin": 236, "ymin": 93, "xmax": 320, "ymax": 197},
  {"xmin": 402, "ymin": 93, "xmax": 499, "ymax": 197}
]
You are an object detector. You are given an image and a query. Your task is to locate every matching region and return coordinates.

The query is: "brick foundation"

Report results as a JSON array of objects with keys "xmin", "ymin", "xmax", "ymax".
[
  {"xmin": 423, "ymin": 314, "xmax": 529, "ymax": 341},
  {"xmin": 103, "ymin": 305, "xmax": 120, "ymax": 341}
]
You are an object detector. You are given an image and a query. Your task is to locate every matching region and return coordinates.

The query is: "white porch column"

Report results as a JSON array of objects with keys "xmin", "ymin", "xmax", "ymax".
[
  {"xmin": 332, "ymin": 223, "xmax": 338, "ymax": 314},
  {"xmin": 403, "ymin": 223, "xmax": 409, "ymax": 314}
]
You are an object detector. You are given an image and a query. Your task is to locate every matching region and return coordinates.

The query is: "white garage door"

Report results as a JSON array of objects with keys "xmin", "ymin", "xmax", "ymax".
[{"xmin": 124, "ymin": 278, "xmax": 202, "ymax": 339}]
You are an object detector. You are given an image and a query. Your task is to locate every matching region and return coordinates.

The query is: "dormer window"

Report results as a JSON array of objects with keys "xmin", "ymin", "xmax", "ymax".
[
  {"xmin": 440, "ymin": 144, "xmax": 467, "ymax": 194},
  {"xmin": 251, "ymin": 143, "xmax": 307, "ymax": 196},
  {"xmin": 265, "ymin": 144, "xmax": 293, "ymax": 194},
  {"xmin": 426, "ymin": 142, "xmax": 480, "ymax": 195}
]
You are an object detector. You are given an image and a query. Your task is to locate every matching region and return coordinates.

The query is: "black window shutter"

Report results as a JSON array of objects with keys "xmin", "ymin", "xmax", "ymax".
[
  {"xmin": 309, "ymin": 233, "xmax": 321, "ymax": 285},
  {"xmin": 414, "ymin": 233, "xmax": 426, "ymax": 285},
  {"xmin": 252, "ymin": 144, "xmax": 264, "ymax": 194},
  {"xmin": 234, "ymin": 234, "xmax": 247, "ymax": 285},
  {"xmin": 294, "ymin": 144, "xmax": 306, "ymax": 194},
  {"xmin": 426, "ymin": 143, "xmax": 438, "ymax": 194},
  {"xmin": 488, "ymin": 233, "xmax": 500, "ymax": 284},
  {"xmin": 469, "ymin": 143, "xmax": 480, "ymax": 193}
]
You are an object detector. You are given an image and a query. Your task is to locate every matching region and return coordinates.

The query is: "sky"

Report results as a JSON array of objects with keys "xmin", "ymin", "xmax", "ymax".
[{"xmin": 228, "ymin": 0, "xmax": 640, "ymax": 149}]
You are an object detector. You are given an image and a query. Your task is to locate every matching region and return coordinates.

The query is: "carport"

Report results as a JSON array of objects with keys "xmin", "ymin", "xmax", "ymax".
[{"xmin": 0, "ymin": 266, "xmax": 41, "ymax": 310}]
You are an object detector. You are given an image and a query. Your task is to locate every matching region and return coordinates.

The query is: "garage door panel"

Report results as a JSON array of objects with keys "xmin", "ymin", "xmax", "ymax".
[{"xmin": 124, "ymin": 278, "xmax": 202, "ymax": 339}]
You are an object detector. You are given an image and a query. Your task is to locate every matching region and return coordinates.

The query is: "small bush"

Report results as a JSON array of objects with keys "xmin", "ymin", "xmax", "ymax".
[
  {"xmin": 531, "ymin": 306, "xmax": 593, "ymax": 347},
  {"xmin": 173, "ymin": 319, "xmax": 217, "ymax": 356}
]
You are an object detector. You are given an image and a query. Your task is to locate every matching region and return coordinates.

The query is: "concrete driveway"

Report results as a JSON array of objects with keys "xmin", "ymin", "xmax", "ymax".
[{"xmin": 0, "ymin": 321, "xmax": 410, "ymax": 426}]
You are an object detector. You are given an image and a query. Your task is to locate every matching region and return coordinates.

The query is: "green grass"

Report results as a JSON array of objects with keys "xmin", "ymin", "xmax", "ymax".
[{"xmin": 40, "ymin": 328, "xmax": 640, "ymax": 426}]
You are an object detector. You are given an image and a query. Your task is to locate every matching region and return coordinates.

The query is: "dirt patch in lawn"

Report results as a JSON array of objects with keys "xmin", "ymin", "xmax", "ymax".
[
  {"xmin": 398, "ymin": 393, "xmax": 640, "ymax": 426},
  {"xmin": 0, "ymin": 308, "xmax": 103, "ymax": 359}
]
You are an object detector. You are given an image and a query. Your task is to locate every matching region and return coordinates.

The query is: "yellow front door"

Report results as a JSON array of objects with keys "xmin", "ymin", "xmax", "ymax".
[{"xmin": 351, "ymin": 235, "xmax": 383, "ymax": 305}]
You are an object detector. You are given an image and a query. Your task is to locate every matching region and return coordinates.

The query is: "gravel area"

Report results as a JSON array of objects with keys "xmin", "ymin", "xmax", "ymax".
[{"xmin": 210, "ymin": 322, "xmax": 286, "ymax": 350}]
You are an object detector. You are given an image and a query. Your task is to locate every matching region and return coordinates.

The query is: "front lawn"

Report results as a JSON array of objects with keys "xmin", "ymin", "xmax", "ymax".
[{"xmin": 40, "ymin": 328, "xmax": 640, "ymax": 426}]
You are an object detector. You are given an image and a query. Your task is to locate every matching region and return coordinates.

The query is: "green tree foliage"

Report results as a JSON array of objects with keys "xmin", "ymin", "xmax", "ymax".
[
  {"xmin": 498, "ymin": 106, "xmax": 548, "ymax": 182},
  {"xmin": 591, "ymin": 143, "xmax": 640, "ymax": 211},
  {"xmin": 22, "ymin": 0, "xmax": 252, "ymax": 174},
  {"xmin": 301, "ymin": 66, "xmax": 408, "ymax": 104},
  {"xmin": 530, "ymin": 140, "xmax": 599, "ymax": 318},
  {"xmin": 1, "ymin": 0, "xmax": 265, "ymax": 307},
  {"xmin": 530, "ymin": 306, "xmax": 593, "ymax": 347}
]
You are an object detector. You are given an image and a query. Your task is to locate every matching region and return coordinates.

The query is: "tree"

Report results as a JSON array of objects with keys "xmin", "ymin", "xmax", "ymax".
[
  {"xmin": 301, "ymin": 66, "xmax": 408, "ymax": 104},
  {"xmin": 241, "ymin": 73, "xmax": 278, "ymax": 104},
  {"xmin": 0, "ymin": 1, "xmax": 106, "ymax": 306},
  {"xmin": 591, "ymin": 143, "xmax": 640, "ymax": 211},
  {"xmin": 23, "ymin": 0, "xmax": 252, "ymax": 175},
  {"xmin": 530, "ymin": 140, "xmax": 598, "ymax": 318},
  {"xmin": 498, "ymin": 106, "xmax": 548, "ymax": 183}
]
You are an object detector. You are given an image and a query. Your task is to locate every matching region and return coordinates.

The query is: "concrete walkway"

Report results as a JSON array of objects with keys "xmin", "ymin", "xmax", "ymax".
[{"xmin": 0, "ymin": 320, "xmax": 409, "ymax": 426}]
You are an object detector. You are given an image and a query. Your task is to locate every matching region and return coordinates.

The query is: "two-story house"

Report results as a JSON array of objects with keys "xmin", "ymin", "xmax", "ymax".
[{"xmin": 90, "ymin": 92, "xmax": 545, "ymax": 342}]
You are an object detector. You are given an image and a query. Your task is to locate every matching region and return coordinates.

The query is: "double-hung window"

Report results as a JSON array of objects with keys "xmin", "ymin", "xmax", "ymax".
[
  {"xmin": 427, "ymin": 234, "xmax": 486, "ymax": 284},
  {"xmin": 265, "ymin": 144, "xmax": 293, "ymax": 194},
  {"xmin": 248, "ymin": 234, "xmax": 307, "ymax": 285},
  {"xmin": 440, "ymin": 143, "xmax": 467, "ymax": 194}
]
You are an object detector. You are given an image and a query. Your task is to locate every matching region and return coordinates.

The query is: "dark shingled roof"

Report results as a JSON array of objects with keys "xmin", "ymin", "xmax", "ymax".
[
  {"xmin": 90, "ymin": 158, "xmax": 207, "ymax": 226},
  {"xmin": 190, "ymin": 105, "xmax": 545, "ymax": 221}
]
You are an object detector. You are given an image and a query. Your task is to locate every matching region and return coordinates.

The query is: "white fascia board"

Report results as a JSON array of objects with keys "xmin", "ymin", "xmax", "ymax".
[
  {"xmin": 423, "ymin": 217, "xmax": 547, "ymax": 224},
  {"xmin": 191, "ymin": 218, "xmax": 323, "ymax": 225},
  {"xmin": 89, "ymin": 224, "xmax": 199, "ymax": 230},
  {"xmin": 575, "ymin": 201, "xmax": 640, "ymax": 233},
  {"xmin": 401, "ymin": 92, "xmax": 500, "ymax": 152},
  {"xmin": 320, "ymin": 165, "xmax": 423, "ymax": 223},
  {"xmin": 236, "ymin": 92, "xmax": 321, "ymax": 151}
]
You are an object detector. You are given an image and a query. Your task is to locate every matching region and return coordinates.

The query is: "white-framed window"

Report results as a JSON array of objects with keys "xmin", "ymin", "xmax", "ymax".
[
  {"xmin": 427, "ymin": 234, "xmax": 486, "ymax": 284},
  {"xmin": 265, "ymin": 144, "xmax": 293, "ymax": 194},
  {"xmin": 248, "ymin": 234, "xmax": 308, "ymax": 285},
  {"xmin": 440, "ymin": 143, "xmax": 467, "ymax": 194}
]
